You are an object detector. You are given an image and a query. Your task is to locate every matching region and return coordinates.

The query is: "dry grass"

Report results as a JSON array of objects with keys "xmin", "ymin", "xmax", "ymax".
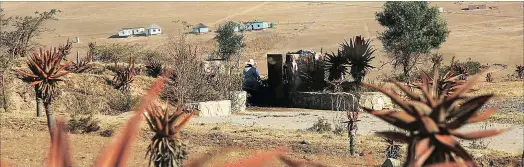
[
  {"xmin": 1, "ymin": 111, "xmax": 520, "ymax": 166},
  {"xmin": 1, "ymin": 2, "xmax": 522, "ymax": 77}
]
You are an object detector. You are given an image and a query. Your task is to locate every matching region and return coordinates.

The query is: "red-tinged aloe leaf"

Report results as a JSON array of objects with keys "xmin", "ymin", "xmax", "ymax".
[
  {"xmin": 47, "ymin": 120, "xmax": 73, "ymax": 167},
  {"xmin": 279, "ymin": 155, "xmax": 328, "ymax": 167},
  {"xmin": 220, "ymin": 147, "xmax": 287, "ymax": 167},
  {"xmin": 375, "ymin": 131, "xmax": 410, "ymax": 143},
  {"xmin": 94, "ymin": 77, "xmax": 165, "ymax": 167},
  {"xmin": 172, "ymin": 112, "xmax": 195, "ymax": 133},
  {"xmin": 414, "ymin": 138, "xmax": 430, "ymax": 158},
  {"xmin": 407, "ymin": 101, "xmax": 432, "ymax": 116},
  {"xmin": 421, "ymin": 117, "xmax": 440, "ymax": 133},
  {"xmin": 51, "ymin": 71, "xmax": 70, "ymax": 79},
  {"xmin": 446, "ymin": 94, "xmax": 494, "ymax": 129},
  {"xmin": 424, "ymin": 161, "xmax": 475, "ymax": 167},
  {"xmin": 14, "ymin": 69, "xmax": 39, "ymax": 78},
  {"xmin": 185, "ymin": 148, "xmax": 235, "ymax": 167},
  {"xmin": 366, "ymin": 109, "xmax": 416, "ymax": 131},
  {"xmin": 466, "ymin": 107, "xmax": 498, "ymax": 124},
  {"xmin": 389, "ymin": 78, "xmax": 421, "ymax": 101},
  {"xmin": 434, "ymin": 135, "xmax": 475, "ymax": 163},
  {"xmin": 363, "ymin": 83, "xmax": 413, "ymax": 114},
  {"xmin": 0, "ymin": 160, "xmax": 9, "ymax": 167},
  {"xmin": 450, "ymin": 128, "xmax": 509, "ymax": 140},
  {"xmin": 415, "ymin": 145, "xmax": 435, "ymax": 167},
  {"xmin": 29, "ymin": 80, "xmax": 44, "ymax": 87},
  {"xmin": 447, "ymin": 74, "xmax": 483, "ymax": 100}
]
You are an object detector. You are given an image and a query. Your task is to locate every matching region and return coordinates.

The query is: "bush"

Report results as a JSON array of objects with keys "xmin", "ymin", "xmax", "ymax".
[
  {"xmin": 441, "ymin": 58, "xmax": 486, "ymax": 76},
  {"xmin": 161, "ymin": 35, "xmax": 243, "ymax": 104},
  {"xmin": 68, "ymin": 114, "xmax": 101, "ymax": 134},
  {"xmin": 308, "ymin": 118, "xmax": 332, "ymax": 133},
  {"xmin": 106, "ymin": 91, "xmax": 139, "ymax": 115}
]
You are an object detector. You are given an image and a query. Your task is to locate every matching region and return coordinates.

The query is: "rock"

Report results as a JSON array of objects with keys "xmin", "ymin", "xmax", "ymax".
[
  {"xmin": 359, "ymin": 92, "xmax": 393, "ymax": 110},
  {"xmin": 381, "ymin": 158, "xmax": 402, "ymax": 167},
  {"xmin": 188, "ymin": 100, "xmax": 231, "ymax": 117},
  {"xmin": 299, "ymin": 140, "xmax": 311, "ymax": 145}
]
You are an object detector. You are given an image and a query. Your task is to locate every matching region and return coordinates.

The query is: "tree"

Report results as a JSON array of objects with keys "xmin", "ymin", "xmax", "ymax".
[
  {"xmin": 376, "ymin": 2, "xmax": 449, "ymax": 81},
  {"xmin": 0, "ymin": 8, "xmax": 60, "ymax": 57},
  {"xmin": 15, "ymin": 45, "xmax": 71, "ymax": 139},
  {"xmin": 0, "ymin": 8, "xmax": 60, "ymax": 112},
  {"xmin": 215, "ymin": 21, "xmax": 245, "ymax": 66}
]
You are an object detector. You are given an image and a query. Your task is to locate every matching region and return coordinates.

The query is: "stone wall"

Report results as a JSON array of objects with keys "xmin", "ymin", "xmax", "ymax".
[
  {"xmin": 292, "ymin": 92, "xmax": 359, "ymax": 111},
  {"xmin": 291, "ymin": 91, "xmax": 393, "ymax": 111}
]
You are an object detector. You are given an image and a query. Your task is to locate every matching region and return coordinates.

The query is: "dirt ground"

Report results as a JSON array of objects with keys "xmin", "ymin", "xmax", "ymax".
[
  {"xmin": 2, "ymin": 2, "xmax": 523, "ymax": 77},
  {"xmin": 1, "ymin": 2, "xmax": 523, "ymax": 166},
  {"xmin": 1, "ymin": 106, "xmax": 522, "ymax": 167}
]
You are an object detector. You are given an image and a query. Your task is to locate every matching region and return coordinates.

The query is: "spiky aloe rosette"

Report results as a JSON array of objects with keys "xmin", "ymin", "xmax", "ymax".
[
  {"xmin": 363, "ymin": 67, "xmax": 508, "ymax": 166},
  {"xmin": 15, "ymin": 47, "xmax": 71, "ymax": 103},
  {"xmin": 144, "ymin": 103, "xmax": 195, "ymax": 167}
]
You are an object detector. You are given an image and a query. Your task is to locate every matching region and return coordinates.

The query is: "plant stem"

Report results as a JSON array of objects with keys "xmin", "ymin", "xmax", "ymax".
[{"xmin": 44, "ymin": 102, "xmax": 56, "ymax": 140}]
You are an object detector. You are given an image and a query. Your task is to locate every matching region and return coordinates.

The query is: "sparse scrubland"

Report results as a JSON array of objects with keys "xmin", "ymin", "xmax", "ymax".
[{"xmin": 1, "ymin": 1, "xmax": 523, "ymax": 167}]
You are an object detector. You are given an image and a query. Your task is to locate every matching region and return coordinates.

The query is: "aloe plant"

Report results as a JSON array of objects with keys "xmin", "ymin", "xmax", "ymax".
[
  {"xmin": 324, "ymin": 50, "xmax": 349, "ymax": 82},
  {"xmin": 15, "ymin": 46, "xmax": 71, "ymax": 138},
  {"xmin": 340, "ymin": 35, "xmax": 376, "ymax": 88},
  {"xmin": 112, "ymin": 58, "xmax": 135, "ymax": 92},
  {"xmin": 363, "ymin": 67, "xmax": 507, "ymax": 166},
  {"xmin": 144, "ymin": 103, "xmax": 195, "ymax": 167},
  {"xmin": 3, "ymin": 78, "xmax": 167, "ymax": 167}
]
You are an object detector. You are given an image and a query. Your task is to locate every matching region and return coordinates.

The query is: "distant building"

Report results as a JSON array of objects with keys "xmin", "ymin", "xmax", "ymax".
[
  {"xmin": 133, "ymin": 27, "xmax": 145, "ymax": 35},
  {"xmin": 192, "ymin": 23, "xmax": 209, "ymax": 34},
  {"xmin": 118, "ymin": 28, "xmax": 133, "ymax": 37},
  {"xmin": 248, "ymin": 21, "xmax": 269, "ymax": 30},
  {"xmin": 468, "ymin": 4, "xmax": 486, "ymax": 10},
  {"xmin": 146, "ymin": 24, "xmax": 162, "ymax": 36}
]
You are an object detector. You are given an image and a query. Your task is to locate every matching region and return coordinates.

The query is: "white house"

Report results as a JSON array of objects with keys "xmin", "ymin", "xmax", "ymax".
[
  {"xmin": 133, "ymin": 27, "xmax": 145, "ymax": 35},
  {"xmin": 247, "ymin": 21, "xmax": 270, "ymax": 30},
  {"xmin": 118, "ymin": 28, "xmax": 133, "ymax": 37},
  {"xmin": 146, "ymin": 24, "xmax": 162, "ymax": 36},
  {"xmin": 192, "ymin": 23, "xmax": 209, "ymax": 34}
]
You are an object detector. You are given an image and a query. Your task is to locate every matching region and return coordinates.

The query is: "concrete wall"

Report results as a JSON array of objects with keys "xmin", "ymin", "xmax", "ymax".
[
  {"xmin": 291, "ymin": 92, "xmax": 393, "ymax": 111},
  {"xmin": 187, "ymin": 100, "xmax": 231, "ymax": 117}
]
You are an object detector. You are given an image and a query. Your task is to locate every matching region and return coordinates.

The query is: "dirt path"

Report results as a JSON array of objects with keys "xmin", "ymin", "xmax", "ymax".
[{"xmin": 191, "ymin": 110, "xmax": 524, "ymax": 154}]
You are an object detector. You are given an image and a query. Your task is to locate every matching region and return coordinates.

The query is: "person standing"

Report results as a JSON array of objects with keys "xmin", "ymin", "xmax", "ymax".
[{"xmin": 243, "ymin": 59, "xmax": 260, "ymax": 106}]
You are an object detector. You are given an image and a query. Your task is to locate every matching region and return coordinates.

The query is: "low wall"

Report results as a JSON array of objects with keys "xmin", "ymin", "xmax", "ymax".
[
  {"xmin": 187, "ymin": 100, "xmax": 231, "ymax": 117},
  {"xmin": 292, "ymin": 92, "xmax": 358, "ymax": 111},
  {"xmin": 291, "ymin": 92, "xmax": 393, "ymax": 111}
]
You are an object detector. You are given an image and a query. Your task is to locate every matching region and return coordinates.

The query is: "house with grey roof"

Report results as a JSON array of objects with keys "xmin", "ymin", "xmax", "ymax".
[
  {"xmin": 146, "ymin": 24, "xmax": 162, "ymax": 36},
  {"xmin": 192, "ymin": 23, "xmax": 209, "ymax": 34}
]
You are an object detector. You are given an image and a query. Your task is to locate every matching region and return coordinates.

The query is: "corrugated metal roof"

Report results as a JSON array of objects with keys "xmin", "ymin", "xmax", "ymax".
[
  {"xmin": 192, "ymin": 23, "xmax": 208, "ymax": 29},
  {"xmin": 146, "ymin": 24, "xmax": 161, "ymax": 29}
]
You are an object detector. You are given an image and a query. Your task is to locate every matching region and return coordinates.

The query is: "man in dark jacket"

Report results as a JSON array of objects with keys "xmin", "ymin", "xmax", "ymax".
[{"xmin": 243, "ymin": 59, "xmax": 260, "ymax": 106}]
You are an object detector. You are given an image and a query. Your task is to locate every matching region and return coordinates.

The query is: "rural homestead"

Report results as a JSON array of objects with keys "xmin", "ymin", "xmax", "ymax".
[
  {"xmin": 0, "ymin": 1, "xmax": 523, "ymax": 167},
  {"xmin": 118, "ymin": 24, "xmax": 162, "ymax": 37}
]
